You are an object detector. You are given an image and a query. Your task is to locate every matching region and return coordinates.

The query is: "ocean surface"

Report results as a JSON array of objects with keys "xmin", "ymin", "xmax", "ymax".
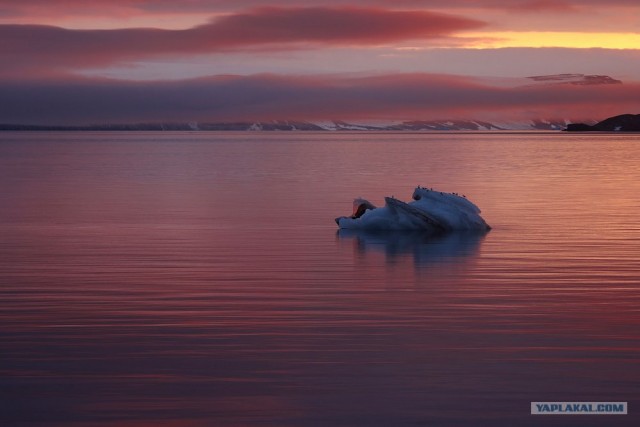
[{"xmin": 1, "ymin": 131, "xmax": 639, "ymax": 426}]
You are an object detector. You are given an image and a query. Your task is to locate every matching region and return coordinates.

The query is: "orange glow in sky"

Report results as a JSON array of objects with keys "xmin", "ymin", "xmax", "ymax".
[{"xmin": 462, "ymin": 31, "xmax": 640, "ymax": 49}]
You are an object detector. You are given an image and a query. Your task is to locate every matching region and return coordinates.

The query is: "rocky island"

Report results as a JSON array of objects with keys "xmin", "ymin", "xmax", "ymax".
[{"xmin": 565, "ymin": 114, "xmax": 640, "ymax": 132}]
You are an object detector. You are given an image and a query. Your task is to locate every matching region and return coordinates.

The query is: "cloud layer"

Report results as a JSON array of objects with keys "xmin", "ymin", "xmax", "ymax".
[
  {"xmin": 1, "ymin": 73, "xmax": 638, "ymax": 125},
  {"xmin": 0, "ymin": 7, "xmax": 484, "ymax": 77}
]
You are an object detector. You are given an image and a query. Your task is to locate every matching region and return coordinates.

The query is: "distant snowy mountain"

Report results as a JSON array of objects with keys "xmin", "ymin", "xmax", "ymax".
[
  {"xmin": 197, "ymin": 118, "xmax": 584, "ymax": 131},
  {"xmin": 0, "ymin": 118, "xmax": 589, "ymax": 131}
]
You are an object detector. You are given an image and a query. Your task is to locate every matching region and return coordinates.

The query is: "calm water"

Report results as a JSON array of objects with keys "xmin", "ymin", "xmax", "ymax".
[{"xmin": 1, "ymin": 131, "xmax": 639, "ymax": 426}]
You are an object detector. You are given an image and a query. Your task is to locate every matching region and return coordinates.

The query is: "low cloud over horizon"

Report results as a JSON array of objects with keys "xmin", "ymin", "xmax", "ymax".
[{"xmin": 1, "ymin": 73, "xmax": 638, "ymax": 125}]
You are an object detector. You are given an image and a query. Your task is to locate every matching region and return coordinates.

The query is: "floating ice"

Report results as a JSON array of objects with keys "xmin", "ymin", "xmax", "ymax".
[{"xmin": 335, "ymin": 187, "xmax": 491, "ymax": 232}]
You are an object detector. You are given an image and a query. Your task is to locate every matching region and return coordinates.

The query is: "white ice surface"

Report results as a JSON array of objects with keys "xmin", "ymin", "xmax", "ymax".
[{"xmin": 336, "ymin": 187, "xmax": 490, "ymax": 232}]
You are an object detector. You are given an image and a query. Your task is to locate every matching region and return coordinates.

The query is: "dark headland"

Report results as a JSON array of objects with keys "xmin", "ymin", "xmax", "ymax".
[{"xmin": 565, "ymin": 114, "xmax": 640, "ymax": 132}]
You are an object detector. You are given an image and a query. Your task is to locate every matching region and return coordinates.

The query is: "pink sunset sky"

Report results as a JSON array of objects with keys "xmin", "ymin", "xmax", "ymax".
[{"xmin": 1, "ymin": 0, "xmax": 639, "ymax": 124}]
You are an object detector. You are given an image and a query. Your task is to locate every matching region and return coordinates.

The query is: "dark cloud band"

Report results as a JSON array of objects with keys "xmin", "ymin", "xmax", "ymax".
[{"xmin": 1, "ymin": 73, "xmax": 638, "ymax": 125}]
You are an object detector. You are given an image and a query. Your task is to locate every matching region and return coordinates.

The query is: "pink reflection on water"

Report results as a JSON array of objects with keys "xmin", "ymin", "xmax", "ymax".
[{"xmin": 1, "ymin": 132, "xmax": 640, "ymax": 426}]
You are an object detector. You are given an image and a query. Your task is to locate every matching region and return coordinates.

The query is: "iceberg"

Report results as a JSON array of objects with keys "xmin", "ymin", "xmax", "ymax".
[{"xmin": 335, "ymin": 187, "xmax": 491, "ymax": 232}]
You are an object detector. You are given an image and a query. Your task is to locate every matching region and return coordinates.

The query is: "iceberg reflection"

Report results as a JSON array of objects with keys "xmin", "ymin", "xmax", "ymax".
[{"xmin": 337, "ymin": 229, "xmax": 486, "ymax": 267}]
